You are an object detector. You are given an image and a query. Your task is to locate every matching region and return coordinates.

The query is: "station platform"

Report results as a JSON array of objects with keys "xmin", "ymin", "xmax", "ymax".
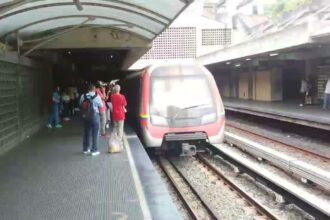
[
  {"xmin": 0, "ymin": 120, "xmax": 181, "ymax": 220},
  {"xmin": 223, "ymin": 98, "xmax": 330, "ymax": 130}
]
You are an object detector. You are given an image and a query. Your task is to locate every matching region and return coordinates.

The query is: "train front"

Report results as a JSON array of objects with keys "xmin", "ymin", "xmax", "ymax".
[{"xmin": 140, "ymin": 65, "xmax": 225, "ymax": 155}]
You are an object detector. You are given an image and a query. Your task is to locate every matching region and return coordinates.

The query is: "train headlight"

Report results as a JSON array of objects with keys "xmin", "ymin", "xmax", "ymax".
[
  {"xmin": 201, "ymin": 113, "xmax": 217, "ymax": 124},
  {"xmin": 150, "ymin": 115, "xmax": 168, "ymax": 126}
]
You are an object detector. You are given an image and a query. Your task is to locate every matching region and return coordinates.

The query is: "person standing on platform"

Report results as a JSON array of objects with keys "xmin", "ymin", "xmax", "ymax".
[
  {"xmin": 105, "ymin": 85, "xmax": 112, "ymax": 129},
  {"xmin": 47, "ymin": 86, "xmax": 62, "ymax": 128},
  {"xmin": 80, "ymin": 84, "xmax": 103, "ymax": 156},
  {"xmin": 111, "ymin": 85, "xmax": 127, "ymax": 144},
  {"xmin": 323, "ymin": 77, "xmax": 330, "ymax": 110},
  {"xmin": 61, "ymin": 89, "xmax": 71, "ymax": 121},
  {"xmin": 96, "ymin": 82, "xmax": 107, "ymax": 136},
  {"xmin": 68, "ymin": 86, "xmax": 77, "ymax": 116},
  {"xmin": 299, "ymin": 78, "xmax": 308, "ymax": 107}
]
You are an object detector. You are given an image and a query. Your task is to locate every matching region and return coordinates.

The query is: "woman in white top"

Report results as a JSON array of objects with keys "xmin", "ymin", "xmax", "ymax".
[
  {"xmin": 299, "ymin": 79, "xmax": 308, "ymax": 107},
  {"xmin": 324, "ymin": 78, "xmax": 330, "ymax": 110}
]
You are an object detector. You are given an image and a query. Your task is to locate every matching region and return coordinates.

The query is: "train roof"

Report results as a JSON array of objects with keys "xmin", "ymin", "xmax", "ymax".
[
  {"xmin": 146, "ymin": 64, "xmax": 211, "ymax": 77},
  {"xmin": 125, "ymin": 63, "xmax": 211, "ymax": 80}
]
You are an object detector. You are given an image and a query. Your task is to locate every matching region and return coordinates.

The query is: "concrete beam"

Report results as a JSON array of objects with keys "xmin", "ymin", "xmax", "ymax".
[
  {"xmin": 121, "ymin": 47, "xmax": 151, "ymax": 70},
  {"xmin": 198, "ymin": 22, "xmax": 312, "ymax": 65},
  {"xmin": 21, "ymin": 27, "xmax": 150, "ymax": 50},
  {"xmin": 282, "ymin": 46, "xmax": 330, "ymax": 60},
  {"xmin": 310, "ymin": 20, "xmax": 330, "ymax": 42}
]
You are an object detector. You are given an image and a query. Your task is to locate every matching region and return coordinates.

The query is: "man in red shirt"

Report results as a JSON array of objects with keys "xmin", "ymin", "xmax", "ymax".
[{"xmin": 111, "ymin": 84, "xmax": 127, "ymax": 143}]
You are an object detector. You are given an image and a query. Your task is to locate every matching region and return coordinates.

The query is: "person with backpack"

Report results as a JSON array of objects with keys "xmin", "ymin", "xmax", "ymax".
[{"xmin": 80, "ymin": 84, "xmax": 103, "ymax": 156}]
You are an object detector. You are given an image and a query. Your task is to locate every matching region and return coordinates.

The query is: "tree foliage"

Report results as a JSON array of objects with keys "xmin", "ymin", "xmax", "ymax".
[{"xmin": 265, "ymin": 0, "xmax": 312, "ymax": 21}]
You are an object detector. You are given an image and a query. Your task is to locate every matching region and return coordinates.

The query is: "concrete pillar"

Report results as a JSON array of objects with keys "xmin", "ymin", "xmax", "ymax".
[
  {"xmin": 230, "ymin": 70, "xmax": 238, "ymax": 98},
  {"xmin": 271, "ymin": 67, "xmax": 283, "ymax": 101},
  {"xmin": 305, "ymin": 59, "xmax": 318, "ymax": 103},
  {"xmin": 305, "ymin": 59, "xmax": 313, "ymax": 79},
  {"xmin": 248, "ymin": 66, "xmax": 254, "ymax": 99}
]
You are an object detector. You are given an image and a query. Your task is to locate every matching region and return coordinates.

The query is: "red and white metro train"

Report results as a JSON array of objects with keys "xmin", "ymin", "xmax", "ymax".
[{"xmin": 124, "ymin": 64, "xmax": 225, "ymax": 155}]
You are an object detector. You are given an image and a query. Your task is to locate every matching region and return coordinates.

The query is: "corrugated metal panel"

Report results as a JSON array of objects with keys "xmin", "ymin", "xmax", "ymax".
[
  {"xmin": 19, "ymin": 66, "xmax": 41, "ymax": 132},
  {"xmin": 0, "ymin": 61, "xmax": 19, "ymax": 150},
  {"xmin": 0, "ymin": 58, "xmax": 52, "ymax": 153}
]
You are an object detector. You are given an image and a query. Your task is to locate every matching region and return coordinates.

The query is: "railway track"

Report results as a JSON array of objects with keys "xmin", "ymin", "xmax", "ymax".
[
  {"xmin": 224, "ymin": 123, "xmax": 330, "ymax": 192},
  {"xmin": 226, "ymin": 122, "xmax": 330, "ymax": 162},
  {"xmin": 157, "ymin": 157, "xmax": 217, "ymax": 220},
  {"xmin": 195, "ymin": 154, "xmax": 277, "ymax": 220},
  {"xmin": 157, "ymin": 156, "xmax": 278, "ymax": 220},
  {"xmin": 207, "ymin": 143, "xmax": 330, "ymax": 219}
]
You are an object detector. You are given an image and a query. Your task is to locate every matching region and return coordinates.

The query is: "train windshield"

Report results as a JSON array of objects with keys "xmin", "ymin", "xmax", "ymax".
[{"xmin": 150, "ymin": 68, "xmax": 217, "ymax": 127}]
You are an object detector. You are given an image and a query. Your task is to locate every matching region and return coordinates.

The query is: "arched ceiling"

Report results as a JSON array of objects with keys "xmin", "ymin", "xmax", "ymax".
[{"xmin": 0, "ymin": 0, "xmax": 192, "ymax": 41}]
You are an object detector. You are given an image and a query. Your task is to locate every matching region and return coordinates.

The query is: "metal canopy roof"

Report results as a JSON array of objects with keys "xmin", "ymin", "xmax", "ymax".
[{"xmin": 0, "ymin": 0, "xmax": 191, "ymax": 41}]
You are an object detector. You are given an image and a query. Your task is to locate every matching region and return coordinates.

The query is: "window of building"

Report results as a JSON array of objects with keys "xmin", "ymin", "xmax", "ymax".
[
  {"xmin": 201, "ymin": 29, "xmax": 231, "ymax": 46},
  {"xmin": 142, "ymin": 27, "xmax": 196, "ymax": 59}
]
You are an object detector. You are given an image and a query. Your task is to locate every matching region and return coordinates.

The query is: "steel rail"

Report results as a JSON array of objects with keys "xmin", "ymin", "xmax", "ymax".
[
  {"xmin": 224, "ymin": 106, "xmax": 330, "ymax": 131},
  {"xmin": 157, "ymin": 158, "xmax": 201, "ymax": 220},
  {"xmin": 206, "ymin": 144, "xmax": 330, "ymax": 219},
  {"xmin": 158, "ymin": 157, "xmax": 217, "ymax": 220},
  {"xmin": 226, "ymin": 122, "xmax": 330, "ymax": 162},
  {"xmin": 196, "ymin": 154, "xmax": 278, "ymax": 220}
]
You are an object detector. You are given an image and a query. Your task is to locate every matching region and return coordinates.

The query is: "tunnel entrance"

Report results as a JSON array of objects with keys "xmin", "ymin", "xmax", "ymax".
[{"xmin": 52, "ymin": 49, "xmax": 132, "ymax": 87}]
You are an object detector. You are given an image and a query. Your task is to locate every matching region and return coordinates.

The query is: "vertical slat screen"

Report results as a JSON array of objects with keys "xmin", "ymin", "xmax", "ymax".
[{"xmin": 0, "ymin": 61, "xmax": 19, "ymax": 150}]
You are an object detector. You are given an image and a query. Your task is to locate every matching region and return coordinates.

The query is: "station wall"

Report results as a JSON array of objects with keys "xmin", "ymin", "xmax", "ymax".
[
  {"xmin": 0, "ymin": 54, "xmax": 52, "ymax": 154},
  {"xmin": 254, "ymin": 70, "xmax": 271, "ymax": 101},
  {"xmin": 238, "ymin": 72, "xmax": 249, "ymax": 99},
  {"xmin": 212, "ymin": 70, "xmax": 230, "ymax": 97},
  {"xmin": 210, "ymin": 59, "xmax": 330, "ymax": 105},
  {"xmin": 211, "ymin": 67, "xmax": 283, "ymax": 102}
]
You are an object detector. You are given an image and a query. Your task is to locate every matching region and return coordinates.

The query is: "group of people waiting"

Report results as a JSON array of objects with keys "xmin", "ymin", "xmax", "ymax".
[
  {"xmin": 47, "ymin": 81, "xmax": 127, "ymax": 156},
  {"xmin": 299, "ymin": 77, "xmax": 330, "ymax": 110},
  {"xmin": 47, "ymin": 86, "xmax": 79, "ymax": 127}
]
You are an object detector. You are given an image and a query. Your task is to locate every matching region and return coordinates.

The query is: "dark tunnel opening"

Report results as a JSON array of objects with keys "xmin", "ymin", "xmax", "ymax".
[{"xmin": 52, "ymin": 49, "xmax": 134, "ymax": 88}]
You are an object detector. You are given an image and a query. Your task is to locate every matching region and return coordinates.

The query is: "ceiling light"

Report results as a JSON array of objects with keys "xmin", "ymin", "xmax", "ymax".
[
  {"xmin": 226, "ymin": 62, "xmax": 231, "ymax": 64},
  {"xmin": 67, "ymin": 51, "xmax": 71, "ymax": 55},
  {"xmin": 269, "ymin": 53, "xmax": 279, "ymax": 57},
  {"xmin": 246, "ymin": 58, "xmax": 251, "ymax": 61},
  {"xmin": 235, "ymin": 64, "xmax": 241, "ymax": 67}
]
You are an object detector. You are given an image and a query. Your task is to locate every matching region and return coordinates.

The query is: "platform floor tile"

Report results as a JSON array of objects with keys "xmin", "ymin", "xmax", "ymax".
[{"xmin": 0, "ymin": 121, "xmax": 144, "ymax": 220}]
